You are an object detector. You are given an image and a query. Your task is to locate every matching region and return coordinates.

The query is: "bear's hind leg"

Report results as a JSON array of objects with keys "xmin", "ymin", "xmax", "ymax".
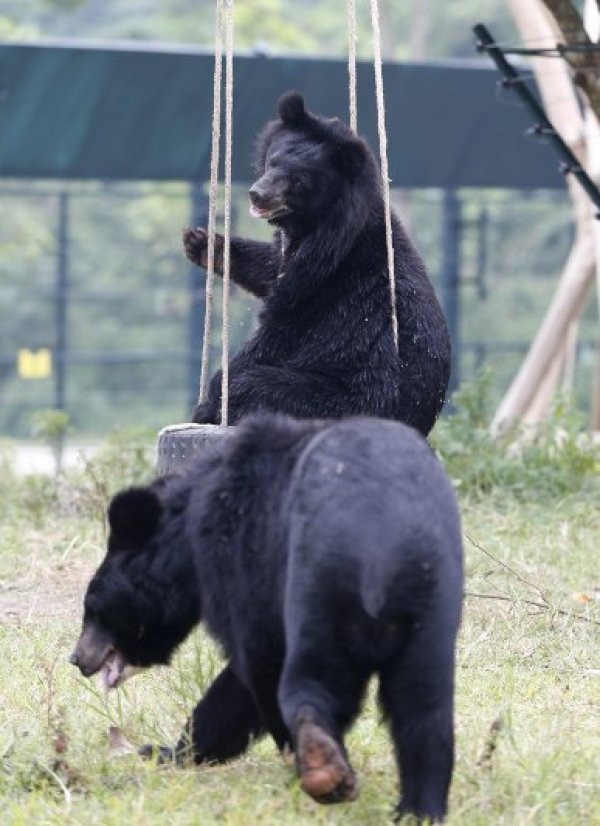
[
  {"xmin": 292, "ymin": 705, "xmax": 357, "ymax": 803},
  {"xmin": 378, "ymin": 632, "xmax": 456, "ymax": 823},
  {"xmin": 279, "ymin": 650, "xmax": 368, "ymax": 804}
]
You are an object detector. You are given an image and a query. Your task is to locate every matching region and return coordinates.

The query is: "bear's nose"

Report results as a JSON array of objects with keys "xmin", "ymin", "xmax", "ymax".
[
  {"xmin": 249, "ymin": 187, "xmax": 268, "ymax": 207},
  {"xmin": 69, "ymin": 650, "xmax": 92, "ymax": 676}
]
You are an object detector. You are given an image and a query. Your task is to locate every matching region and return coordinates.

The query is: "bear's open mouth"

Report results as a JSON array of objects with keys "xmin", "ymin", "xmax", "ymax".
[
  {"xmin": 249, "ymin": 203, "xmax": 291, "ymax": 220},
  {"xmin": 100, "ymin": 649, "xmax": 139, "ymax": 692}
]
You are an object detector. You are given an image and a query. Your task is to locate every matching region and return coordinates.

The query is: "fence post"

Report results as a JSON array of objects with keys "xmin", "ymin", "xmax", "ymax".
[
  {"xmin": 55, "ymin": 191, "xmax": 69, "ymax": 413},
  {"xmin": 441, "ymin": 189, "xmax": 462, "ymax": 401}
]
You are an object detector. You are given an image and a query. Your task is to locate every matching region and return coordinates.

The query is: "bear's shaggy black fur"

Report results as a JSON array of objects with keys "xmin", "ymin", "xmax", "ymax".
[
  {"xmin": 185, "ymin": 92, "xmax": 450, "ymax": 436},
  {"xmin": 71, "ymin": 414, "xmax": 463, "ymax": 822}
]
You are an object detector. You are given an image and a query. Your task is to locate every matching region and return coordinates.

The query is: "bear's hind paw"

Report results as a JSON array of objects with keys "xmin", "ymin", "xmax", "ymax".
[{"xmin": 294, "ymin": 715, "xmax": 357, "ymax": 804}]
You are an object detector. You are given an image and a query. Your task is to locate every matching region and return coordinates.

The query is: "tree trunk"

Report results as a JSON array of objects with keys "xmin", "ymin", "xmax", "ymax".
[
  {"xmin": 492, "ymin": 229, "xmax": 595, "ymax": 434},
  {"xmin": 506, "ymin": 0, "xmax": 585, "ymax": 154},
  {"xmin": 493, "ymin": 0, "xmax": 597, "ymax": 434},
  {"xmin": 539, "ymin": 0, "xmax": 600, "ymax": 119}
]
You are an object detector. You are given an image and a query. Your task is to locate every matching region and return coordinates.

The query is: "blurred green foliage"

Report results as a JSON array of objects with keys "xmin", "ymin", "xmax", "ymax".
[
  {"xmin": 432, "ymin": 371, "xmax": 600, "ymax": 501},
  {"xmin": 1, "ymin": 1, "xmax": 516, "ymax": 58},
  {"xmin": 31, "ymin": 407, "xmax": 71, "ymax": 473}
]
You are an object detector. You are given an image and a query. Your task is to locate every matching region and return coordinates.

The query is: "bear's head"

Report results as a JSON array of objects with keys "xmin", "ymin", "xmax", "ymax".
[
  {"xmin": 250, "ymin": 91, "xmax": 377, "ymax": 236},
  {"xmin": 70, "ymin": 482, "xmax": 200, "ymax": 691}
]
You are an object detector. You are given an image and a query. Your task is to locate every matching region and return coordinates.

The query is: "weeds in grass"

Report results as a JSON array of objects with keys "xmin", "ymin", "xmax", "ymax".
[
  {"xmin": 30, "ymin": 408, "xmax": 71, "ymax": 476},
  {"xmin": 0, "ymin": 426, "xmax": 154, "ymax": 529},
  {"xmin": 432, "ymin": 372, "xmax": 600, "ymax": 501},
  {"xmin": 70, "ymin": 426, "xmax": 155, "ymax": 533}
]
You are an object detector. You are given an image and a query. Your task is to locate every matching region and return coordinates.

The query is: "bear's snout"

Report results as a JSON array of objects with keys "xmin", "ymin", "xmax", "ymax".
[
  {"xmin": 69, "ymin": 620, "xmax": 116, "ymax": 677},
  {"xmin": 68, "ymin": 648, "xmax": 81, "ymax": 668},
  {"xmin": 68, "ymin": 644, "xmax": 97, "ymax": 677},
  {"xmin": 248, "ymin": 179, "xmax": 290, "ymax": 221},
  {"xmin": 249, "ymin": 185, "xmax": 270, "ymax": 208}
]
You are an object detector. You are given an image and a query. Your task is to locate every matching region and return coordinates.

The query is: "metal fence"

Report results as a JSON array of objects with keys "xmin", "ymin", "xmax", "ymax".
[{"xmin": 0, "ymin": 180, "xmax": 595, "ymax": 439}]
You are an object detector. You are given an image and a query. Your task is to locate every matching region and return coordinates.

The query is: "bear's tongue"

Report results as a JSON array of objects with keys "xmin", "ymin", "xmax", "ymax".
[
  {"xmin": 249, "ymin": 203, "xmax": 290, "ymax": 220},
  {"xmin": 101, "ymin": 650, "xmax": 127, "ymax": 692},
  {"xmin": 249, "ymin": 203, "xmax": 270, "ymax": 219}
]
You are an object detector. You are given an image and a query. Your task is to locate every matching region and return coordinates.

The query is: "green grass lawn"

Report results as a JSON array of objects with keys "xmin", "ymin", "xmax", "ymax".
[{"xmin": 1, "ymin": 417, "xmax": 599, "ymax": 825}]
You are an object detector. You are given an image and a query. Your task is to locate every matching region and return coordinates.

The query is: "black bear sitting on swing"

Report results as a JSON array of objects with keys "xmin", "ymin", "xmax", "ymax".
[{"xmin": 185, "ymin": 91, "xmax": 450, "ymax": 437}]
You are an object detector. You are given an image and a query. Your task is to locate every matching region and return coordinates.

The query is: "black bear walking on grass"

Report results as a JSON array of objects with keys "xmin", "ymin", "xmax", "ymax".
[
  {"xmin": 71, "ymin": 414, "xmax": 463, "ymax": 822},
  {"xmin": 185, "ymin": 92, "xmax": 450, "ymax": 436}
]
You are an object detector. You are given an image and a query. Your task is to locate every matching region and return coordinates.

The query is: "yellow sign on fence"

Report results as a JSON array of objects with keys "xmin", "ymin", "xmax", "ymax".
[{"xmin": 17, "ymin": 348, "xmax": 52, "ymax": 379}]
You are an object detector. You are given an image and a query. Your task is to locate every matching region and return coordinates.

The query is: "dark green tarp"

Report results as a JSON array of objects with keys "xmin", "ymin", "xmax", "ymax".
[{"xmin": 0, "ymin": 40, "xmax": 563, "ymax": 188}]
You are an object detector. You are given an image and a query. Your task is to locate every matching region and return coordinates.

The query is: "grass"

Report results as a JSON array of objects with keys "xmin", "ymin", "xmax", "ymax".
[{"xmin": 1, "ymin": 410, "xmax": 599, "ymax": 825}]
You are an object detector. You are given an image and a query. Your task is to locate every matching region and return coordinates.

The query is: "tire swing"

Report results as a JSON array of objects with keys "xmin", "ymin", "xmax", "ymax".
[{"xmin": 156, "ymin": 0, "xmax": 397, "ymax": 475}]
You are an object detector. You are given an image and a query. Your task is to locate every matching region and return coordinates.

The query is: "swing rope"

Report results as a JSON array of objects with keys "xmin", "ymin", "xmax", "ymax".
[
  {"xmin": 220, "ymin": 0, "xmax": 234, "ymax": 426},
  {"xmin": 197, "ymin": 0, "xmax": 223, "ymax": 406},
  {"xmin": 347, "ymin": 0, "xmax": 358, "ymax": 132},
  {"xmin": 197, "ymin": 0, "xmax": 234, "ymax": 428},
  {"xmin": 369, "ymin": 0, "xmax": 399, "ymax": 350}
]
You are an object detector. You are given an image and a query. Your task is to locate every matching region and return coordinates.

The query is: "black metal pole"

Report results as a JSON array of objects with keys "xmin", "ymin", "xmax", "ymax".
[
  {"xmin": 441, "ymin": 189, "xmax": 461, "ymax": 401},
  {"xmin": 476, "ymin": 206, "xmax": 488, "ymax": 301},
  {"xmin": 55, "ymin": 191, "xmax": 69, "ymax": 412},
  {"xmin": 187, "ymin": 183, "xmax": 209, "ymax": 415},
  {"xmin": 474, "ymin": 23, "xmax": 600, "ymax": 215}
]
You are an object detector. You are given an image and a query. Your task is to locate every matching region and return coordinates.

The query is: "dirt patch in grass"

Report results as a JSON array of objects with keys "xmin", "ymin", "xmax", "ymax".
[{"xmin": 0, "ymin": 561, "xmax": 93, "ymax": 622}]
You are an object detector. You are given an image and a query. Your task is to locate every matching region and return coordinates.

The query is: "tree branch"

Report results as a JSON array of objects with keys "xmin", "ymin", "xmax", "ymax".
[
  {"xmin": 464, "ymin": 534, "xmax": 600, "ymax": 627},
  {"xmin": 540, "ymin": 0, "xmax": 600, "ymax": 117},
  {"xmin": 465, "ymin": 534, "xmax": 548, "ymax": 604},
  {"xmin": 464, "ymin": 591, "xmax": 600, "ymax": 626}
]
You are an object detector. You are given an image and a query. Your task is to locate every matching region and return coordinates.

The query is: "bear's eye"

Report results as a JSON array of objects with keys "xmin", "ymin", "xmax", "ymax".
[{"xmin": 291, "ymin": 176, "xmax": 305, "ymax": 190}]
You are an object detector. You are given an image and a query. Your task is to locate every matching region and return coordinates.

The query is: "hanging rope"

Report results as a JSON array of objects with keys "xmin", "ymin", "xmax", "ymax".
[
  {"xmin": 369, "ymin": 0, "xmax": 399, "ymax": 350},
  {"xmin": 347, "ymin": 0, "xmax": 357, "ymax": 132},
  {"xmin": 198, "ymin": 0, "xmax": 223, "ymax": 404},
  {"xmin": 197, "ymin": 0, "xmax": 234, "ymax": 427},
  {"xmin": 220, "ymin": 0, "xmax": 234, "ymax": 426}
]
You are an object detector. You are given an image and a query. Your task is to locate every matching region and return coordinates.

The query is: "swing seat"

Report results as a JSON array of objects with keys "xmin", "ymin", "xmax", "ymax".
[{"xmin": 156, "ymin": 422, "xmax": 232, "ymax": 475}]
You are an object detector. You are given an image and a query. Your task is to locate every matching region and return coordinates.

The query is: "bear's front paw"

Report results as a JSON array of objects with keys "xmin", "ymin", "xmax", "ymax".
[
  {"xmin": 139, "ymin": 743, "xmax": 176, "ymax": 765},
  {"xmin": 183, "ymin": 226, "xmax": 224, "ymax": 273}
]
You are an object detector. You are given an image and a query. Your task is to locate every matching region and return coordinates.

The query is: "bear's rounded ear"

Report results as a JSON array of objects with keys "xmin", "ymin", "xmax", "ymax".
[
  {"xmin": 107, "ymin": 487, "xmax": 163, "ymax": 552},
  {"xmin": 334, "ymin": 138, "xmax": 367, "ymax": 181},
  {"xmin": 278, "ymin": 91, "xmax": 306, "ymax": 126}
]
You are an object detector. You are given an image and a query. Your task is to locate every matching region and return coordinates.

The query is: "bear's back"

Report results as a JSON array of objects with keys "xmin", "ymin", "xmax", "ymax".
[{"xmin": 283, "ymin": 418, "xmax": 462, "ymax": 621}]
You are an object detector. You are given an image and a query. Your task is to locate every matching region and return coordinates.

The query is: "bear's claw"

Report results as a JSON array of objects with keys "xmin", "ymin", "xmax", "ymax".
[
  {"xmin": 183, "ymin": 226, "xmax": 224, "ymax": 272},
  {"xmin": 138, "ymin": 743, "xmax": 175, "ymax": 765}
]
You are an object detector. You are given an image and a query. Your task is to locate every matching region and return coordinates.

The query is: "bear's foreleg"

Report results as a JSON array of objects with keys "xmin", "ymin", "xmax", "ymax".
[
  {"xmin": 183, "ymin": 227, "xmax": 279, "ymax": 299},
  {"xmin": 176, "ymin": 664, "xmax": 266, "ymax": 764}
]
